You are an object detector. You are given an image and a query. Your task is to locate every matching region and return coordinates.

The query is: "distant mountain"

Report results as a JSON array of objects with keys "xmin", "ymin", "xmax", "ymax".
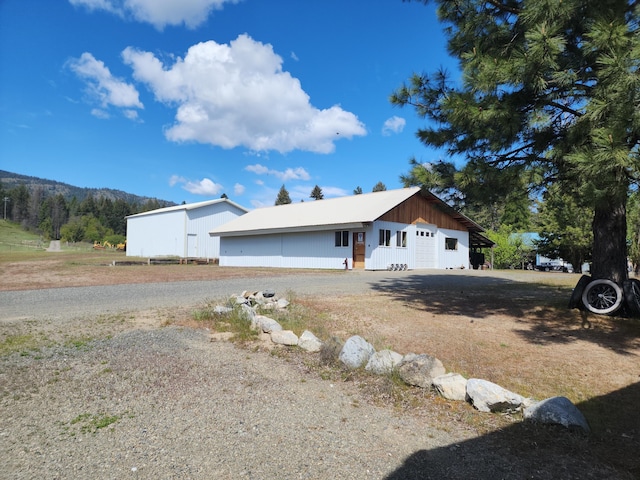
[{"xmin": 0, "ymin": 170, "xmax": 175, "ymax": 206}]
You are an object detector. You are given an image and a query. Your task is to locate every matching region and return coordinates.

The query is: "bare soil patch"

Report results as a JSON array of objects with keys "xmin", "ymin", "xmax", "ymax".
[{"xmin": 3, "ymin": 252, "xmax": 640, "ymax": 477}]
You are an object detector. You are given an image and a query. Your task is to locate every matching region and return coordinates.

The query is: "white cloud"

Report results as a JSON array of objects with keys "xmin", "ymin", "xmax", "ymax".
[
  {"xmin": 244, "ymin": 163, "xmax": 310, "ymax": 182},
  {"xmin": 233, "ymin": 183, "xmax": 245, "ymax": 196},
  {"xmin": 382, "ymin": 115, "xmax": 406, "ymax": 136},
  {"xmin": 90, "ymin": 108, "xmax": 110, "ymax": 119},
  {"xmin": 69, "ymin": 0, "xmax": 236, "ymax": 29},
  {"xmin": 169, "ymin": 175, "xmax": 223, "ymax": 195},
  {"xmin": 122, "ymin": 35, "xmax": 366, "ymax": 153},
  {"xmin": 68, "ymin": 52, "xmax": 143, "ymax": 119}
]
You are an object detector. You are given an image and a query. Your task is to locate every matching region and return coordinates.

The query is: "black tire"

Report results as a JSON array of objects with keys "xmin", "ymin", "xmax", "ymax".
[
  {"xmin": 568, "ymin": 275, "xmax": 591, "ymax": 309},
  {"xmin": 623, "ymin": 279, "xmax": 640, "ymax": 316},
  {"xmin": 581, "ymin": 279, "xmax": 623, "ymax": 315}
]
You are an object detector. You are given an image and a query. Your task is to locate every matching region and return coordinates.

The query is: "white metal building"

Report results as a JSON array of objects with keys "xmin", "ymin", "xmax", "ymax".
[
  {"xmin": 210, "ymin": 187, "xmax": 493, "ymax": 270},
  {"xmin": 126, "ymin": 198, "xmax": 248, "ymax": 259}
]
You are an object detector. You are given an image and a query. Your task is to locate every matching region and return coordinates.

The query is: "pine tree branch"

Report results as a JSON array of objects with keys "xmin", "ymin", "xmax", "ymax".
[{"xmin": 484, "ymin": 0, "xmax": 521, "ymax": 15}]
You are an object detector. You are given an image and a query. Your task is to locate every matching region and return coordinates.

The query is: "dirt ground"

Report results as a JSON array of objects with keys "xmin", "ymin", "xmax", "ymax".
[{"xmin": 3, "ymin": 251, "xmax": 640, "ymax": 477}]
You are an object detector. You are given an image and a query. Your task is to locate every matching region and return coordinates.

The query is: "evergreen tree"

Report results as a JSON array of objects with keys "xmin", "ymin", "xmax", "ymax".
[
  {"xmin": 372, "ymin": 182, "xmax": 387, "ymax": 192},
  {"xmin": 353, "ymin": 186, "xmax": 363, "ymax": 195},
  {"xmin": 391, "ymin": 0, "xmax": 640, "ymax": 283},
  {"xmin": 275, "ymin": 185, "xmax": 292, "ymax": 205},
  {"xmin": 310, "ymin": 185, "xmax": 324, "ymax": 200},
  {"xmin": 220, "ymin": 193, "xmax": 228, "ymax": 199}
]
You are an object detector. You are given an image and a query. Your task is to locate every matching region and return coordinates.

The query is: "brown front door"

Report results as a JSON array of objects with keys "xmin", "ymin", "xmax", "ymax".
[{"xmin": 353, "ymin": 232, "xmax": 365, "ymax": 269}]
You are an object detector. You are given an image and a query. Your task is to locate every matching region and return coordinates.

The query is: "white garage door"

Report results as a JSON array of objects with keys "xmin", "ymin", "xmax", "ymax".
[{"xmin": 415, "ymin": 225, "xmax": 436, "ymax": 269}]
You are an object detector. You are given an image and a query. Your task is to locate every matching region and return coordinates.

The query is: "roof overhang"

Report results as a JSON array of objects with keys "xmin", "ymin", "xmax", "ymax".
[{"xmin": 213, "ymin": 222, "xmax": 367, "ymax": 237}]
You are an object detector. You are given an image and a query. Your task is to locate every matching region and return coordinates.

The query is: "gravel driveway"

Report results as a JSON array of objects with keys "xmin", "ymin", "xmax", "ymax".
[{"xmin": 1, "ymin": 270, "xmax": 625, "ymax": 479}]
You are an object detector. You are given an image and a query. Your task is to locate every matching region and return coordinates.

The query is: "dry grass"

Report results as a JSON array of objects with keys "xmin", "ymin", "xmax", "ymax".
[{"xmin": 3, "ymin": 252, "xmax": 640, "ymax": 476}]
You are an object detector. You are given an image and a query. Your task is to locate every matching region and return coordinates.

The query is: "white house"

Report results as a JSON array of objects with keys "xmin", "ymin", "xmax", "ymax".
[
  {"xmin": 126, "ymin": 198, "xmax": 248, "ymax": 259},
  {"xmin": 209, "ymin": 187, "xmax": 493, "ymax": 270}
]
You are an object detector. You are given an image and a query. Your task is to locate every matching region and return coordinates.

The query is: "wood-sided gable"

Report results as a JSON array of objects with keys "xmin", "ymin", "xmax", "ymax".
[{"xmin": 377, "ymin": 191, "xmax": 468, "ymax": 232}]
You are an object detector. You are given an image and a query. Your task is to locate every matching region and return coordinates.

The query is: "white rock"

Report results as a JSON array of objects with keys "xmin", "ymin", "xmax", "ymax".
[
  {"xmin": 298, "ymin": 330, "xmax": 323, "ymax": 352},
  {"xmin": 397, "ymin": 353, "xmax": 446, "ymax": 388},
  {"xmin": 270, "ymin": 330, "xmax": 299, "ymax": 346},
  {"xmin": 432, "ymin": 373, "xmax": 467, "ymax": 401},
  {"xmin": 365, "ymin": 349, "xmax": 403, "ymax": 374},
  {"xmin": 276, "ymin": 298, "xmax": 290, "ymax": 309},
  {"xmin": 253, "ymin": 315, "xmax": 282, "ymax": 333},
  {"xmin": 466, "ymin": 378, "xmax": 525, "ymax": 413},
  {"xmin": 523, "ymin": 396, "xmax": 590, "ymax": 432},
  {"xmin": 339, "ymin": 335, "xmax": 375, "ymax": 369}
]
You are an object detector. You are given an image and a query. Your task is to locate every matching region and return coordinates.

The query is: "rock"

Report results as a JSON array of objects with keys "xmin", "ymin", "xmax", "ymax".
[
  {"xmin": 432, "ymin": 373, "xmax": 468, "ymax": 401},
  {"xmin": 276, "ymin": 298, "xmax": 290, "ymax": 309},
  {"xmin": 239, "ymin": 303, "xmax": 256, "ymax": 321},
  {"xmin": 262, "ymin": 289, "xmax": 276, "ymax": 298},
  {"xmin": 466, "ymin": 378, "xmax": 525, "ymax": 413},
  {"xmin": 338, "ymin": 335, "xmax": 375, "ymax": 369},
  {"xmin": 365, "ymin": 349, "xmax": 403, "ymax": 374},
  {"xmin": 253, "ymin": 315, "xmax": 282, "ymax": 333},
  {"xmin": 298, "ymin": 330, "xmax": 323, "ymax": 352},
  {"xmin": 397, "ymin": 353, "xmax": 446, "ymax": 388},
  {"xmin": 270, "ymin": 330, "xmax": 299, "ymax": 346},
  {"xmin": 523, "ymin": 396, "xmax": 590, "ymax": 432},
  {"xmin": 213, "ymin": 305, "xmax": 232, "ymax": 314}
]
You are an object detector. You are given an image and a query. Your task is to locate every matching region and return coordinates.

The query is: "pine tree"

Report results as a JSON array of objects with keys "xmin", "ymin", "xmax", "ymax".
[
  {"xmin": 310, "ymin": 185, "xmax": 324, "ymax": 200},
  {"xmin": 372, "ymin": 182, "xmax": 386, "ymax": 192},
  {"xmin": 275, "ymin": 185, "xmax": 292, "ymax": 205},
  {"xmin": 353, "ymin": 186, "xmax": 363, "ymax": 195},
  {"xmin": 392, "ymin": 0, "xmax": 640, "ymax": 283}
]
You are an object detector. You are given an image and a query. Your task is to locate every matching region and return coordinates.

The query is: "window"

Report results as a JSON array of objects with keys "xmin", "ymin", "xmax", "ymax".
[
  {"xmin": 379, "ymin": 229, "xmax": 391, "ymax": 246},
  {"xmin": 335, "ymin": 230, "xmax": 349, "ymax": 247},
  {"xmin": 396, "ymin": 230, "xmax": 407, "ymax": 247},
  {"xmin": 445, "ymin": 237, "xmax": 458, "ymax": 250}
]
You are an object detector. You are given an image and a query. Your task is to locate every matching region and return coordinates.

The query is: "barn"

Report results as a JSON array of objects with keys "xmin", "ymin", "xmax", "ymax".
[
  {"xmin": 209, "ymin": 187, "xmax": 493, "ymax": 270},
  {"xmin": 126, "ymin": 198, "xmax": 248, "ymax": 260}
]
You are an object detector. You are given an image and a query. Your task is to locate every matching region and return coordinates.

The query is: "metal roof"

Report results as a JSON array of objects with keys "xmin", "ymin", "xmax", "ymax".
[
  {"xmin": 210, "ymin": 187, "xmax": 422, "ymax": 236},
  {"xmin": 210, "ymin": 187, "xmax": 494, "ymax": 250},
  {"xmin": 126, "ymin": 198, "xmax": 248, "ymax": 219}
]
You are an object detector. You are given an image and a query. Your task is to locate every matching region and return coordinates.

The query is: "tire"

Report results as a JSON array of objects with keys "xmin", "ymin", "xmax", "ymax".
[
  {"xmin": 623, "ymin": 279, "xmax": 640, "ymax": 316},
  {"xmin": 581, "ymin": 279, "xmax": 623, "ymax": 315},
  {"xmin": 568, "ymin": 275, "xmax": 591, "ymax": 309}
]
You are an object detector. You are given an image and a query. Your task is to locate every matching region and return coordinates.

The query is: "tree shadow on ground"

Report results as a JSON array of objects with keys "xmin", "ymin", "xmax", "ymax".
[
  {"xmin": 368, "ymin": 274, "xmax": 640, "ymax": 355},
  {"xmin": 384, "ymin": 382, "xmax": 640, "ymax": 480}
]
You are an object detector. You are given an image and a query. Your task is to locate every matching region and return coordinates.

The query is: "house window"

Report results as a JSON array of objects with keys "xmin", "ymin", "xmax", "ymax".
[
  {"xmin": 379, "ymin": 229, "xmax": 391, "ymax": 246},
  {"xmin": 335, "ymin": 231, "xmax": 349, "ymax": 247},
  {"xmin": 396, "ymin": 231, "xmax": 407, "ymax": 247},
  {"xmin": 445, "ymin": 237, "xmax": 458, "ymax": 250}
]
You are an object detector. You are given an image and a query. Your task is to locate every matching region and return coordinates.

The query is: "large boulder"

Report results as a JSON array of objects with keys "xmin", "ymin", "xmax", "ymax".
[
  {"xmin": 339, "ymin": 335, "xmax": 375, "ymax": 369},
  {"xmin": 466, "ymin": 378, "xmax": 525, "ymax": 413},
  {"xmin": 252, "ymin": 315, "xmax": 282, "ymax": 333},
  {"xmin": 365, "ymin": 349, "xmax": 403, "ymax": 374},
  {"xmin": 270, "ymin": 330, "xmax": 299, "ymax": 346},
  {"xmin": 298, "ymin": 330, "xmax": 323, "ymax": 352},
  {"xmin": 523, "ymin": 396, "xmax": 590, "ymax": 432},
  {"xmin": 432, "ymin": 373, "xmax": 468, "ymax": 401},
  {"xmin": 397, "ymin": 353, "xmax": 446, "ymax": 388}
]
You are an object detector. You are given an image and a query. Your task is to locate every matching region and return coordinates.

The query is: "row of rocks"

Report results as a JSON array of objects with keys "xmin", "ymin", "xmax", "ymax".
[{"xmin": 214, "ymin": 291, "xmax": 590, "ymax": 433}]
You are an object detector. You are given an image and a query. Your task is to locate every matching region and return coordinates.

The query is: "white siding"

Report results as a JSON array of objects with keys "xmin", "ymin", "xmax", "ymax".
[
  {"xmin": 220, "ymin": 231, "xmax": 357, "ymax": 269},
  {"xmin": 126, "ymin": 202, "xmax": 245, "ymax": 259},
  {"xmin": 126, "ymin": 210, "xmax": 185, "ymax": 258},
  {"xmin": 437, "ymin": 228, "xmax": 470, "ymax": 269},
  {"xmin": 367, "ymin": 221, "xmax": 411, "ymax": 270}
]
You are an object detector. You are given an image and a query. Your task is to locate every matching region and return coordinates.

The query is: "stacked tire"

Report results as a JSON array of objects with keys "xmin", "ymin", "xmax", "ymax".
[{"xmin": 569, "ymin": 275, "xmax": 640, "ymax": 316}]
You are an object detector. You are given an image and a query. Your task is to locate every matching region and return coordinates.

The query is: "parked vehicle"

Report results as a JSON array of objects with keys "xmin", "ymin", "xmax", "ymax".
[{"xmin": 535, "ymin": 262, "xmax": 573, "ymax": 273}]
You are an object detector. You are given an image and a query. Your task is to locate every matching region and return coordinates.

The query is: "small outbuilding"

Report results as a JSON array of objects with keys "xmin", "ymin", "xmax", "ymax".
[
  {"xmin": 126, "ymin": 198, "xmax": 248, "ymax": 260},
  {"xmin": 210, "ymin": 187, "xmax": 493, "ymax": 270}
]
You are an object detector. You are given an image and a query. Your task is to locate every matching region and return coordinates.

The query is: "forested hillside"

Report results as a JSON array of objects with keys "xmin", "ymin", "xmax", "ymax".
[{"xmin": 0, "ymin": 170, "xmax": 176, "ymax": 244}]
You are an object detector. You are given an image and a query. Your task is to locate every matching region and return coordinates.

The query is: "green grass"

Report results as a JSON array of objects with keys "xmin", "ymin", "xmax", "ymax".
[
  {"xmin": 0, "ymin": 334, "xmax": 42, "ymax": 356},
  {"xmin": 0, "ymin": 219, "xmax": 44, "ymax": 252},
  {"xmin": 69, "ymin": 413, "xmax": 122, "ymax": 434}
]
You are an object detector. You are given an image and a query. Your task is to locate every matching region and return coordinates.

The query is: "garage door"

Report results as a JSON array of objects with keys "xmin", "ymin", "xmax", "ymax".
[{"xmin": 415, "ymin": 225, "xmax": 436, "ymax": 269}]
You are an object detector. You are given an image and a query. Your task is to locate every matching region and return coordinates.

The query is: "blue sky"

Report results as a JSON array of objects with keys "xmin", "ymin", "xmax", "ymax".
[{"xmin": 0, "ymin": 0, "xmax": 458, "ymax": 208}]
